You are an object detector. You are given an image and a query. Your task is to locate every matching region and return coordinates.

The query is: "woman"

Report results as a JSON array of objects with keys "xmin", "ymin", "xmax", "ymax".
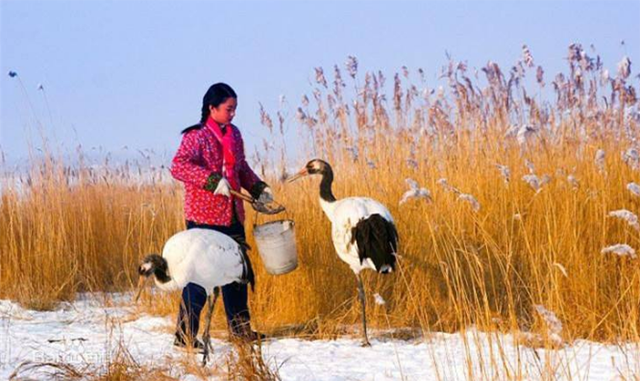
[{"xmin": 170, "ymin": 83, "xmax": 272, "ymax": 347}]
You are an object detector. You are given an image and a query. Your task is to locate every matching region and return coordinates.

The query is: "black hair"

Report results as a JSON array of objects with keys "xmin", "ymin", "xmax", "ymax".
[{"xmin": 181, "ymin": 83, "xmax": 237, "ymax": 134}]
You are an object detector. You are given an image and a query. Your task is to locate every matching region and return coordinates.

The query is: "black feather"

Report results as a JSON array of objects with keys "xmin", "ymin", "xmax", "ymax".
[
  {"xmin": 351, "ymin": 214, "xmax": 398, "ymax": 273},
  {"xmin": 238, "ymin": 242, "xmax": 256, "ymax": 292}
]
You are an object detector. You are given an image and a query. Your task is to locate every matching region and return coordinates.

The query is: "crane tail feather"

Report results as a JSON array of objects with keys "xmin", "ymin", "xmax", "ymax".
[
  {"xmin": 351, "ymin": 214, "xmax": 399, "ymax": 273},
  {"xmin": 238, "ymin": 242, "xmax": 255, "ymax": 292}
]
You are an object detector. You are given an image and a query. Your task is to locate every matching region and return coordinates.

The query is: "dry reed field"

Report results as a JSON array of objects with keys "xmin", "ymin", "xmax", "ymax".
[{"xmin": 2, "ymin": 44, "xmax": 640, "ymax": 379}]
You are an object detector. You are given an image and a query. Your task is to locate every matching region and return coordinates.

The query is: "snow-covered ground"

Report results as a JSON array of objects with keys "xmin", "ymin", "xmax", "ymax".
[{"xmin": 1, "ymin": 293, "xmax": 638, "ymax": 380}]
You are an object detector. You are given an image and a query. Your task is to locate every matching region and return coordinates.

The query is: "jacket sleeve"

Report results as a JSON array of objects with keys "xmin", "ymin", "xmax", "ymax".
[
  {"xmin": 235, "ymin": 128, "xmax": 267, "ymax": 198},
  {"xmin": 170, "ymin": 131, "xmax": 214, "ymax": 187}
]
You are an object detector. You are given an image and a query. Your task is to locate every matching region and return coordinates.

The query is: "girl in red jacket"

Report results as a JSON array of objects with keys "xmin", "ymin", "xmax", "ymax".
[{"xmin": 170, "ymin": 83, "xmax": 272, "ymax": 347}]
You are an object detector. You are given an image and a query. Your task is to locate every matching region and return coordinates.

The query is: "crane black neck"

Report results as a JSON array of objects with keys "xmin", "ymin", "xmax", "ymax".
[
  {"xmin": 319, "ymin": 168, "xmax": 336, "ymax": 203},
  {"xmin": 154, "ymin": 266, "xmax": 171, "ymax": 284},
  {"xmin": 150, "ymin": 255, "xmax": 171, "ymax": 284}
]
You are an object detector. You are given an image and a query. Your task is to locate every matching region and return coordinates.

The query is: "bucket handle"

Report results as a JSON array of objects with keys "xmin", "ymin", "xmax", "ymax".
[{"xmin": 252, "ymin": 203, "xmax": 293, "ymax": 228}]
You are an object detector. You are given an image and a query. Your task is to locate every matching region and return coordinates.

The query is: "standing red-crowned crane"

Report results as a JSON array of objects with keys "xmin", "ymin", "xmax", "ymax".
[
  {"xmin": 287, "ymin": 159, "xmax": 399, "ymax": 346},
  {"xmin": 135, "ymin": 228, "xmax": 254, "ymax": 365}
]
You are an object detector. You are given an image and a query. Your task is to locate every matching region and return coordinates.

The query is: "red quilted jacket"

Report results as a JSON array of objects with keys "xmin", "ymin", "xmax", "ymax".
[{"xmin": 170, "ymin": 122, "xmax": 263, "ymax": 226}]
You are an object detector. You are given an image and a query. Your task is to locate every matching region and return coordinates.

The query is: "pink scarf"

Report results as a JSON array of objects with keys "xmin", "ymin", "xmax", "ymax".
[{"xmin": 206, "ymin": 117, "xmax": 239, "ymax": 191}]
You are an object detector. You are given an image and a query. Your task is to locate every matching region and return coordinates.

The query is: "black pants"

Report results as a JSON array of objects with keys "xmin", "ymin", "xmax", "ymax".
[{"xmin": 176, "ymin": 221, "xmax": 251, "ymax": 340}]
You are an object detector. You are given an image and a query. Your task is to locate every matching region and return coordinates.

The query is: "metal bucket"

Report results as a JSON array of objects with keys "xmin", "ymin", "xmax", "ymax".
[{"xmin": 253, "ymin": 219, "xmax": 298, "ymax": 275}]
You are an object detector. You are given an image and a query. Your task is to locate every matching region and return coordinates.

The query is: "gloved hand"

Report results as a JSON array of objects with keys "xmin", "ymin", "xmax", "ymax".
[
  {"xmin": 257, "ymin": 186, "xmax": 274, "ymax": 204},
  {"xmin": 214, "ymin": 177, "xmax": 231, "ymax": 197}
]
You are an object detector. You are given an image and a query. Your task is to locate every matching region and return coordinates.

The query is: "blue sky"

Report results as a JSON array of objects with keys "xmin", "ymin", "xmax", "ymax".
[{"xmin": 1, "ymin": 0, "xmax": 639, "ymax": 165}]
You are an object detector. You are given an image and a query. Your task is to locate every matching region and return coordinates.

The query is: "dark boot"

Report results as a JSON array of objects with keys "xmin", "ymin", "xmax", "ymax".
[
  {"xmin": 229, "ymin": 317, "xmax": 266, "ymax": 342},
  {"xmin": 173, "ymin": 334, "xmax": 205, "ymax": 352}
]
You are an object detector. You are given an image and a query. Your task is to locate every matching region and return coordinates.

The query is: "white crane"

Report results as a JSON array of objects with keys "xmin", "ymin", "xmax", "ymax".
[
  {"xmin": 135, "ymin": 228, "xmax": 254, "ymax": 365},
  {"xmin": 287, "ymin": 159, "xmax": 399, "ymax": 346}
]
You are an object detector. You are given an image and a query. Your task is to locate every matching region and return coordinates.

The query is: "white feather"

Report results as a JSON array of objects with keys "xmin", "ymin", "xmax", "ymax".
[{"xmin": 157, "ymin": 228, "xmax": 246, "ymax": 294}]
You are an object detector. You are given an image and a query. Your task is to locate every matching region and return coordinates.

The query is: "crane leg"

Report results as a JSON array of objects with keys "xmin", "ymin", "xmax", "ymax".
[
  {"xmin": 202, "ymin": 287, "xmax": 220, "ymax": 366},
  {"xmin": 357, "ymin": 274, "xmax": 371, "ymax": 347}
]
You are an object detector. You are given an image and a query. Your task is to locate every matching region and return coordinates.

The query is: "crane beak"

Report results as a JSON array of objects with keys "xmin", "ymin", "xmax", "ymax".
[
  {"xmin": 134, "ymin": 276, "xmax": 147, "ymax": 303},
  {"xmin": 286, "ymin": 168, "xmax": 308, "ymax": 183}
]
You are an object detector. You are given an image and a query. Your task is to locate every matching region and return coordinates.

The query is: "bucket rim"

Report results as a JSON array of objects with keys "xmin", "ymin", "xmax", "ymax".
[{"xmin": 253, "ymin": 218, "xmax": 295, "ymax": 229}]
